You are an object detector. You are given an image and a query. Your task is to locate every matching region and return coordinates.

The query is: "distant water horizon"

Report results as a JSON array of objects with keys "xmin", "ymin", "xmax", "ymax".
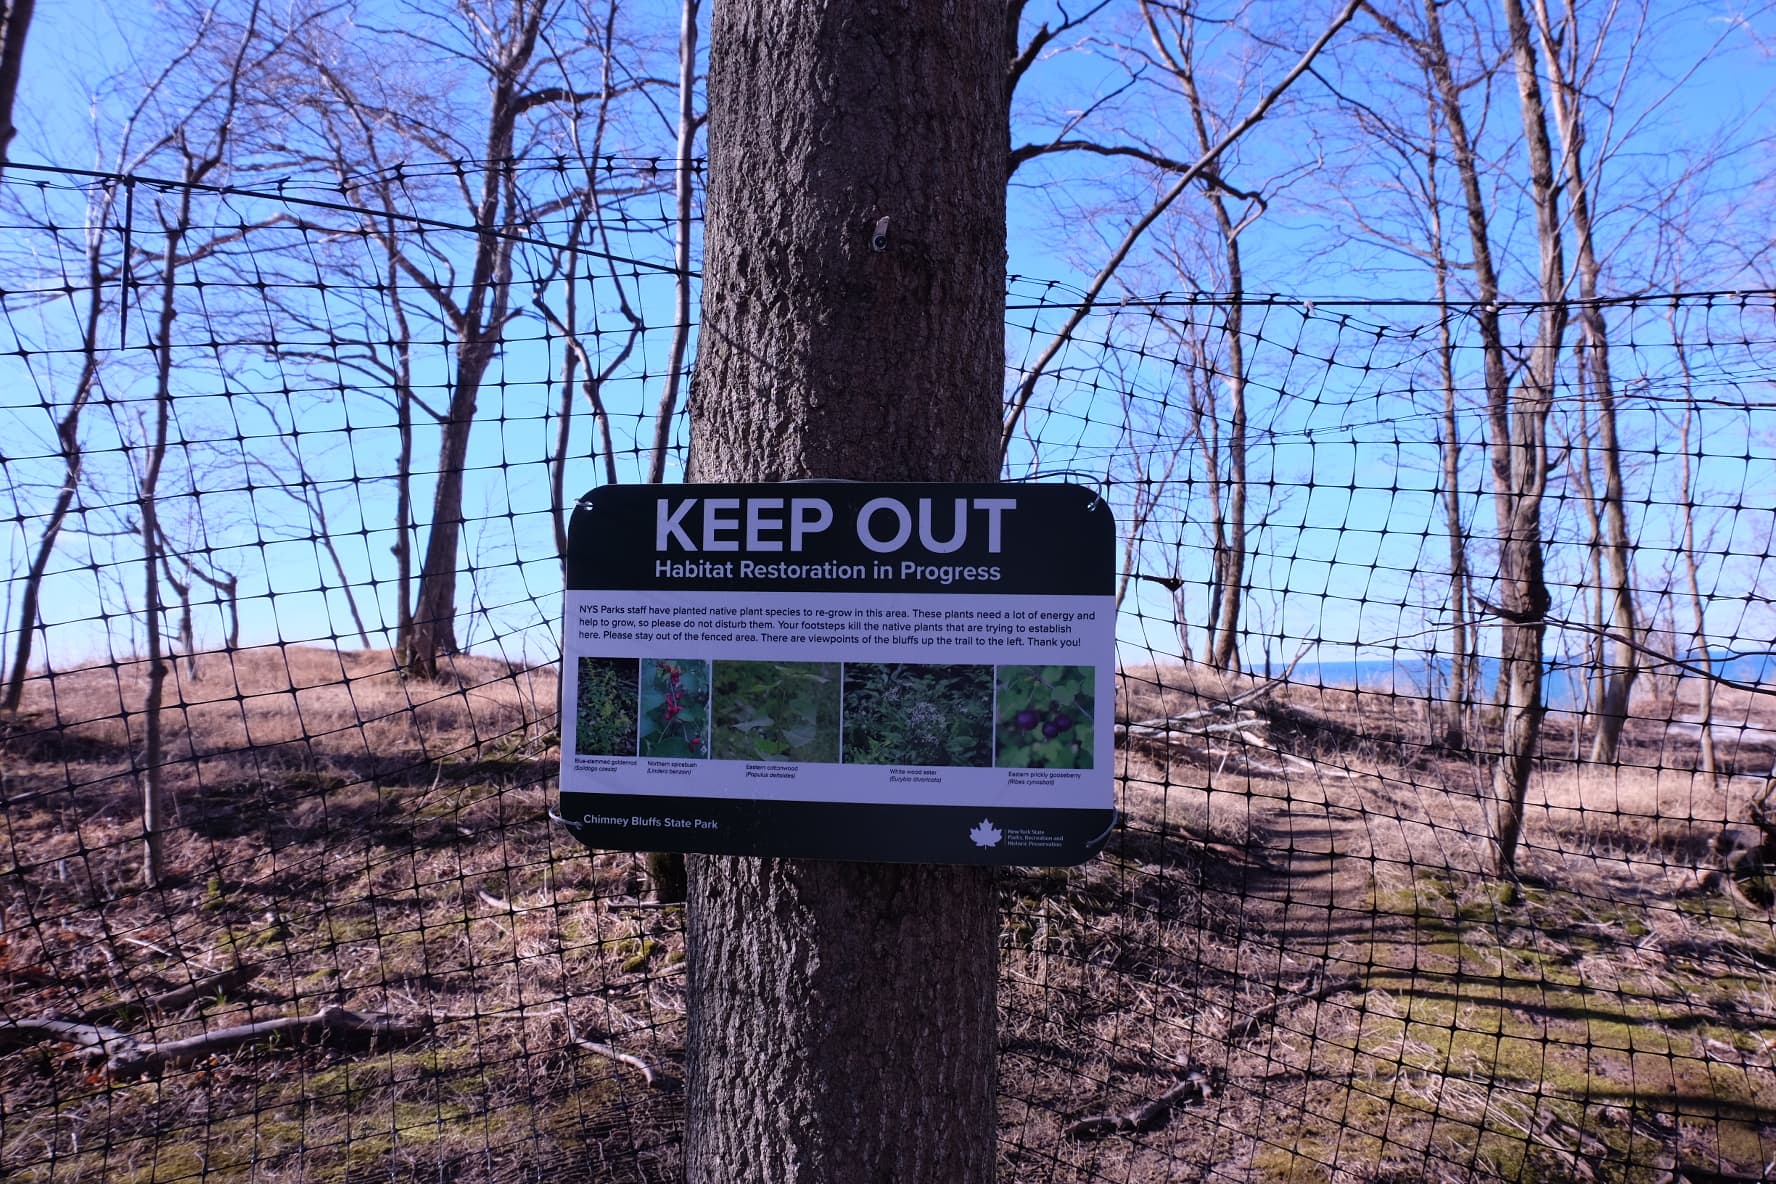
[{"xmin": 1282, "ymin": 649, "xmax": 1776, "ymax": 713}]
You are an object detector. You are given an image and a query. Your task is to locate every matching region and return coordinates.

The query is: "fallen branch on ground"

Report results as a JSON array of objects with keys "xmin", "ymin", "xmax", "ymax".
[
  {"xmin": 0, "ymin": 1005, "xmax": 430, "ymax": 1079},
  {"xmin": 567, "ymin": 1015, "xmax": 673, "ymax": 1088},
  {"xmin": 573, "ymin": 1037, "xmax": 665, "ymax": 1087},
  {"xmin": 1224, "ymin": 971, "xmax": 1363, "ymax": 1042},
  {"xmin": 77, "ymin": 962, "xmax": 261, "ymax": 1024},
  {"xmin": 1061, "ymin": 1065, "xmax": 1219, "ymax": 1138},
  {"xmin": 1063, "ymin": 969, "xmax": 1364, "ymax": 1140}
]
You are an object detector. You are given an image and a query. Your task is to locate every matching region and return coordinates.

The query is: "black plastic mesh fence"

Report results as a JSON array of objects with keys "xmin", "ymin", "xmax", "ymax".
[{"xmin": 3, "ymin": 165, "xmax": 1774, "ymax": 1183}]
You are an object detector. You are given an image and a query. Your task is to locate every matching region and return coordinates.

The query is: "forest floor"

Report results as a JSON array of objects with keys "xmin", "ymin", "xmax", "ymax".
[{"xmin": 1, "ymin": 648, "xmax": 1774, "ymax": 1182}]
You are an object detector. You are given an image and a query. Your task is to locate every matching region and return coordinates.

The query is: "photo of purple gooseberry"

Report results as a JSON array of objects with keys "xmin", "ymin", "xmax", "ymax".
[
  {"xmin": 1016, "ymin": 709, "xmax": 1041, "ymax": 730},
  {"xmin": 1042, "ymin": 721, "xmax": 1061, "ymax": 739},
  {"xmin": 1053, "ymin": 714, "xmax": 1073, "ymax": 733}
]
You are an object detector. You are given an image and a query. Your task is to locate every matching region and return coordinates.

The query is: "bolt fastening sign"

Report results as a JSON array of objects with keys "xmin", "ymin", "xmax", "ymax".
[{"xmin": 559, "ymin": 482, "xmax": 1115, "ymax": 865}]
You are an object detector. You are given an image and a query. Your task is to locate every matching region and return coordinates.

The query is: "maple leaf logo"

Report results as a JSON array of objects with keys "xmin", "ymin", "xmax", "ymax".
[{"xmin": 969, "ymin": 818, "xmax": 1002, "ymax": 848}]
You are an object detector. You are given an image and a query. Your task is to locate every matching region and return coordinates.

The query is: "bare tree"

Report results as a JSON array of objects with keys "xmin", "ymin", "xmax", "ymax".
[
  {"xmin": 244, "ymin": 0, "xmax": 646, "ymax": 677},
  {"xmin": 532, "ymin": 200, "xmax": 640, "ymax": 555},
  {"xmin": 3, "ymin": 182, "xmax": 111, "ymax": 713},
  {"xmin": 1000, "ymin": 2, "xmax": 1364, "ymax": 464},
  {"xmin": 1480, "ymin": 0, "xmax": 1568, "ymax": 878},
  {"xmin": 1138, "ymin": 0, "xmax": 1267, "ymax": 672},
  {"xmin": 5, "ymin": 0, "xmax": 292, "ymax": 713},
  {"xmin": 1531, "ymin": 0, "xmax": 1640, "ymax": 762},
  {"xmin": 1307, "ymin": 9, "xmax": 1489, "ymax": 744},
  {"xmin": 134, "ymin": 2, "xmax": 275, "ymax": 885}
]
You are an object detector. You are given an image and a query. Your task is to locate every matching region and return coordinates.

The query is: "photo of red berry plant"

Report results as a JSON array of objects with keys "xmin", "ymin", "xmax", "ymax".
[
  {"xmin": 639, "ymin": 658, "xmax": 709, "ymax": 759},
  {"xmin": 575, "ymin": 657, "xmax": 639, "ymax": 757},
  {"xmin": 995, "ymin": 665, "xmax": 1095, "ymax": 769},
  {"xmin": 842, "ymin": 663, "xmax": 994, "ymax": 767},
  {"xmin": 710, "ymin": 661, "xmax": 841, "ymax": 763}
]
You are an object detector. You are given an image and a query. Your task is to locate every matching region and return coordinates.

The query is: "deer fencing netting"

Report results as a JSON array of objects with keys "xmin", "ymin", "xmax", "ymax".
[{"xmin": 1, "ymin": 163, "xmax": 1774, "ymax": 1182}]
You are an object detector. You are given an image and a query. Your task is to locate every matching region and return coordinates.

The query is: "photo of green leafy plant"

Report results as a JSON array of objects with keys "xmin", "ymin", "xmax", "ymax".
[
  {"xmin": 842, "ymin": 663, "xmax": 994, "ymax": 767},
  {"xmin": 710, "ymin": 661, "xmax": 841, "ymax": 763},
  {"xmin": 575, "ymin": 657, "xmax": 639, "ymax": 757},
  {"xmin": 996, "ymin": 665, "xmax": 1095, "ymax": 769},
  {"xmin": 639, "ymin": 657, "xmax": 709, "ymax": 758}
]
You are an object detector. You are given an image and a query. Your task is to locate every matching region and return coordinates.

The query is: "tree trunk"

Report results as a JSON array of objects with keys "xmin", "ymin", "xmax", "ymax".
[
  {"xmin": 1489, "ymin": 0, "xmax": 1566, "ymax": 877},
  {"xmin": 1530, "ymin": 0, "xmax": 1637, "ymax": 763},
  {"xmin": 4, "ymin": 183, "xmax": 107, "ymax": 713},
  {"xmin": 646, "ymin": 0, "xmax": 700, "ymax": 482},
  {"xmin": 1377, "ymin": 1, "xmax": 1495, "ymax": 751},
  {"xmin": 682, "ymin": 1, "xmax": 1005, "ymax": 1179},
  {"xmin": 1673, "ymin": 330, "xmax": 1717, "ymax": 789},
  {"xmin": 140, "ymin": 197, "xmax": 191, "ymax": 888},
  {"xmin": 405, "ymin": 353, "xmax": 485, "ymax": 672},
  {"xmin": 404, "ymin": 217, "xmax": 517, "ymax": 676},
  {"xmin": 0, "ymin": 0, "xmax": 34, "ymax": 177},
  {"xmin": 388, "ymin": 223, "xmax": 417, "ymax": 660},
  {"xmin": 403, "ymin": 10, "xmax": 538, "ymax": 677}
]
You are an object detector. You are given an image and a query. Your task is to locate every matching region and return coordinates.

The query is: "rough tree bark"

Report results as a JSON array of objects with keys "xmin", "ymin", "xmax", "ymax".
[{"xmin": 682, "ymin": 1, "xmax": 1005, "ymax": 1180}]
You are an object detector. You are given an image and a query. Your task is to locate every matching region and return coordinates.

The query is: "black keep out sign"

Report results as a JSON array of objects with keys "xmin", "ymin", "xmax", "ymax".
[{"xmin": 559, "ymin": 482, "xmax": 1116, "ymax": 865}]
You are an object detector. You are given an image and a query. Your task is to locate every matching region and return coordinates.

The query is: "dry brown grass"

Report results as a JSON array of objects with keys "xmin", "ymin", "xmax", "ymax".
[
  {"xmin": 2, "ymin": 650, "xmax": 1773, "ymax": 1182},
  {"xmin": 2, "ymin": 645, "xmax": 686, "ymax": 1183}
]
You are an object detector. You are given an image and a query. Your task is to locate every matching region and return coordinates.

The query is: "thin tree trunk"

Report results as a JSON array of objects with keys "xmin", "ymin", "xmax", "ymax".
[
  {"xmin": 682, "ymin": 1, "xmax": 1005, "ymax": 1178},
  {"xmin": 4, "ymin": 183, "xmax": 111, "ymax": 712},
  {"xmin": 406, "ymin": 12, "xmax": 539, "ymax": 676},
  {"xmin": 1531, "ymin": 0, "xmax": 1638, "ymax": 762},
  {"xmin": 188, "ymin": 563, "xmax": 239, "ymax": 653},
  {"xmin": 1151, "ymin": 5, "xmax": 1250, "ymax": 672},
  {"xmin": 1488, "ymin": 0, "xmax": 1567, "ymax": 878},
  {"xmin": 549, "ymin": 251, "xmax": 582, "ymax": 562},
  {"xmin": 1566, "ymin": 399, "xmax": 1605, "ymax": 732},
  {"xmin": 386, "ymin": 215, "xmax": 416, "ymax": 660},
  {"xmin": 308, "ymin": 487, "xmax": 372, "ymax": 649},
  {"xmin": 140, "ymin": 194, "xmax": 192, "ymax": 888},
  {"xmin": 538, "ymin": 219, "xmax": 635, "ymax": 555},
  {"xmin": 646, "ymin": 0, "xmax": 699, "ymax": 483},
  {"xmin": 158, "ymin": 544, "xmax": 195, "ymax": 678},
  {"xmin": 1424, "ymin": 108, "xmax": 1473, "ymax": 744},
  {"xmin": 1384, "ymin": 0, "xmax": 1559, "ymax": 875},
  {"xmin": 1673, "ymin": 327, "xmax": 1716, "ymax": 788},
  {"xmin": 1434, "ymin": 309, "xmax": 1473, "ymax": 746}
]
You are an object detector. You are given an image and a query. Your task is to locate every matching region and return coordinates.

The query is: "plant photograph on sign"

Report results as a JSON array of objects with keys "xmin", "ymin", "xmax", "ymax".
[
  {"xmin": 710, "ymin": 661, "xmax": 841, "ymax": 763},
  {"xmin": 639, "ymin": 657, "xmax": 709, "ymax": 758},
  {"xmin": 996, "ymin": 665, "xmax": 1095, "ymax": 769},
  {"xmin": 575, "ymin": 657, "xmax": 639, "ymax": 757},
  {"xmin": 842, "ymin": 663, "xmax": 994, "ymax": 767}
]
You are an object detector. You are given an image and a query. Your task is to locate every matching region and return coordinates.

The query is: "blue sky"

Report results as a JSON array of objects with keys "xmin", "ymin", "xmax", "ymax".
[{"xmin": 3, "ymin": 0, "xmax": 1775, "ymax": 686}]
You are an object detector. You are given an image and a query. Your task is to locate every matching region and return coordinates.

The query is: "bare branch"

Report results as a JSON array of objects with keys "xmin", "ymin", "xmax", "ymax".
[{"xmin": 1000, "ymin": 0, "xmax": 1364, "ymax": 461}]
